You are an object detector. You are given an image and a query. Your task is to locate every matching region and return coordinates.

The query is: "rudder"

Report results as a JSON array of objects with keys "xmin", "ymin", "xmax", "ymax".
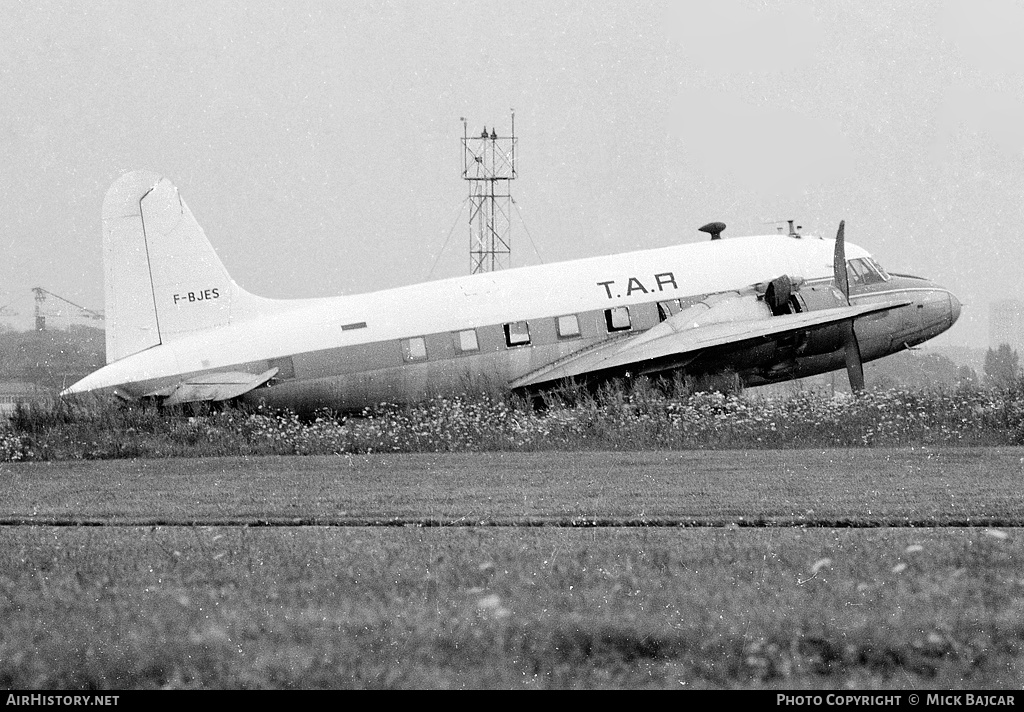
[{"xmin": 102, "ymin": 171, "xmax": 265, "ymax": 363}]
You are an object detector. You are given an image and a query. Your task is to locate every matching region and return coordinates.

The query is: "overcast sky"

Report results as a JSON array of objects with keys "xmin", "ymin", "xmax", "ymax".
[{"xmin": 2, "ymin": 0, "xmax": 1023, "ymax": 347}]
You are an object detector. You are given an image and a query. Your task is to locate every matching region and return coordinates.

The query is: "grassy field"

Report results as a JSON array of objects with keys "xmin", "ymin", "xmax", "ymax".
[
  {"xmin": 3, "ymin": 526, "xmax": 1023, "ymax": 689},
  {"xmin": 2, "ymin": 449, "xmax": 1024, "ymax": 689},
  {"xmin": 1, "ymin": 449, "xmax": 1022, "ymax": 526}
]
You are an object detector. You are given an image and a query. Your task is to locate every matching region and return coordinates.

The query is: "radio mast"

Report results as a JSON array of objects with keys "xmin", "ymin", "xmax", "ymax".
[{"xmin": 461, "ymin": 112, "xmax": 517, "ymax": 273}]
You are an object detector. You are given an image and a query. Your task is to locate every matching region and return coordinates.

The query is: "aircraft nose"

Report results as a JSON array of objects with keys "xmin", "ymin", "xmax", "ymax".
[{"xmin": 948, "ymin": 291, "xmax": 962, "ymax": 327}]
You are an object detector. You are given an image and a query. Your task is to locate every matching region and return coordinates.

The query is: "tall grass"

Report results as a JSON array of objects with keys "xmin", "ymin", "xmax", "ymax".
[
  {"xmin": 4, "ymin": 380, "xmax": 1024, "ymax": 461},
  {"xmin": 2, "ymin": 527, "xmax": 1023, "ymax": 689}
]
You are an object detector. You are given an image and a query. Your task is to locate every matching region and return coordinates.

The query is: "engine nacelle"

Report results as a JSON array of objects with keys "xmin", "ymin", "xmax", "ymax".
[{"xmin": 764, "ymin": 275, "xmax": 794, "ymax": 315}]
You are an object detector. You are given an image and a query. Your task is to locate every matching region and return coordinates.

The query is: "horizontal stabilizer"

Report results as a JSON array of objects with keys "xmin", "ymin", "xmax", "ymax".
[
  {"xmin": 512, "ymin": 300, "xmax": 909, "ymax": 389},
  {"xmin": 148, "ymin": 367, "xmax": 279, "ymax": 405}
]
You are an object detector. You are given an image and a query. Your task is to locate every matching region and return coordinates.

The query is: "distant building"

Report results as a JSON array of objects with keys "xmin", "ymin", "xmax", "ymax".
[
  {"xmin": 0, "ymin": 382, "xmax": 52, "ymax": 418},
  {"xmin": 990, "ymin": 299, "xmax": 1024, "ymax": 354}
]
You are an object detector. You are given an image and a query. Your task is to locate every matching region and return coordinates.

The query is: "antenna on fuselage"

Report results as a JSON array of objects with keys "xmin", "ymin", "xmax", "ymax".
[
  {"xmin": 698, "ymin": 221, "xmax": 726, "ymax": 240},
  {"xmin": 762, "ymin": 219, "xmax": 803, "ymax": 238}
]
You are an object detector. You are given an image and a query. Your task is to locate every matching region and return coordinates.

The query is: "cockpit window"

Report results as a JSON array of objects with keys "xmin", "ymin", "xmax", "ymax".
[
  {"xmin": 865, "ymin": 257, "xmax": 890, "ymax": 280},
  {"xmin": 846, "ymin": 257, "xmax": 888, "ymax": 286}
]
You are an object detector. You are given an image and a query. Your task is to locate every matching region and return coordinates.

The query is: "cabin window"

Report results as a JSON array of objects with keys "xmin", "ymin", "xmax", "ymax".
[
  {"xmin": 605, "ymin": 306, "xmax": 631, "ymax": 332},
  {"xmin": 556, "ymin": 314, "xmax": 581, "ymax": 339},
  {"xmin": 657, "ymin": 300, "xmax": 682, "ymax": 321},
  {"xmin": 455, "ymin": 329, "xmax": 479, "ymax": 353},
  {"xmin": 402, "ymin": 336, "xmax": 428, "ymax": 362},
  {"xmin": 504, "ymin": 320, "xmax": 531, "ymax": 347}
]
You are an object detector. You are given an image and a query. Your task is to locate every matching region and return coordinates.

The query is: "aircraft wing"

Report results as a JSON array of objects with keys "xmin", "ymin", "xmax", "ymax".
[
  {"xmin": 510, "ymin": 300, "xmax": 909, "ymax": 389},
  {"xmin": 146, "ymin": 367, "xmax": 279, "ymax": 405}
]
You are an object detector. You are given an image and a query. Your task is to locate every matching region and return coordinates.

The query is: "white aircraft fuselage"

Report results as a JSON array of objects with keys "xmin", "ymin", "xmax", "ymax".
[{"xmin": 63, "ymin": 172, "xmax": 961, "ymax": 411}]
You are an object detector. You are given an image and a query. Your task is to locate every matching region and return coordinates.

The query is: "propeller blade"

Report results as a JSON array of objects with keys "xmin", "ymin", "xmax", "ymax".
[
  {"xmin": 832, "ymin": 220, "xmax": 849, "ymax": 302},
  {"xmin": 843, "ymin": 320, "xmax": 865, "ymax": 392},
  {"xmin": 832, "ymin": 220, "xmax": 864, "ymax": 391}
]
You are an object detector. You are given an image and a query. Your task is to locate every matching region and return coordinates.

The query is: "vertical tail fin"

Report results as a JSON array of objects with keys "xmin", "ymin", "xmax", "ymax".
[{"xmin": 102, "ymin": 171, "xmax": 268, "ymax": 363}]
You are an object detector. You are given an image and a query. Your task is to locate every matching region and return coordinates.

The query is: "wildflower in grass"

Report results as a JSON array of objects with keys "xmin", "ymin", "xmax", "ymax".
[
  {"xmin": 0, "ymin": 430, "xmax": 33, "ymax": 462},
  {"xmin": 810, "ymin": 558, "xmax": 832, "ymax": 575},
  {"xmin": 10, "ymin": 379, "xmax": 1024, "ymax": 458},
  {"xmin": 476, "ymin": 593, "xmax": 511, "ymax": 619}
]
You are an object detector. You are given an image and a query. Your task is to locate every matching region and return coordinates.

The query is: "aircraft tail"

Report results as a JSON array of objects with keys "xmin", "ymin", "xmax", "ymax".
[{"xmin": 102, "ymin": 171, "xmax": 272, "ymax": 363}]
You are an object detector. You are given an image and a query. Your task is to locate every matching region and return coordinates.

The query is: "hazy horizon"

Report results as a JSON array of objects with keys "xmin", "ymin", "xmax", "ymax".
[{"xmin": 4, "ymin": 1, "xmax": 1024, "ymax": 347}]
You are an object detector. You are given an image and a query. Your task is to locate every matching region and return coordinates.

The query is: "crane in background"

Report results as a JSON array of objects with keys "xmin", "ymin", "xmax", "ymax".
[
  {"xmin": 32, "ymin": 287, "xmax": 104, "ymax": 331},
  {"xmin": 0, "ymin": 297, "xmax": 20, "ymax": 332}
]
